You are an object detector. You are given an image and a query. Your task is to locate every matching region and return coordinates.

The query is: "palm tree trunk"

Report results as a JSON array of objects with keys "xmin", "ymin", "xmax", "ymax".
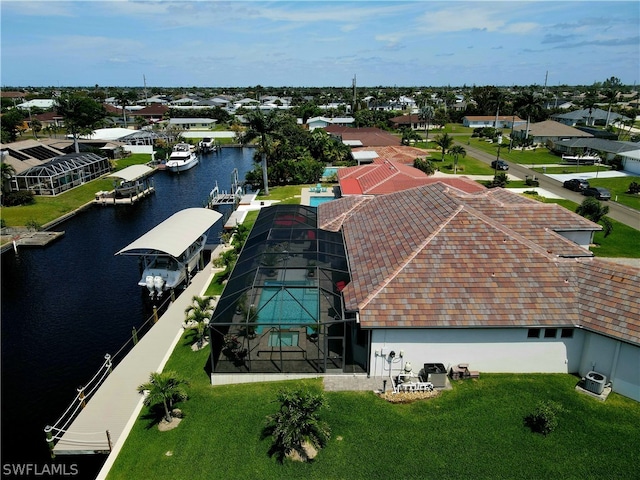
[
  {"xmin": 261, "ymin": 153, "xmax": 269, "ymax": 196},
  {"xmin": 163, "ymin": 399, "xmax": 171, "ymax": 422}
]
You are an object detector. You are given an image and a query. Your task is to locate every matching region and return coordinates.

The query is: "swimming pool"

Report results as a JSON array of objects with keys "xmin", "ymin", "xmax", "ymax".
[
  {"xmin": 309, "ymin": 196, "xmax": 334, "ymax": 207},
  {"xmin": 323, "ymin": 167, "xmax": 338, "ymax": 178},
  {"xmin": 255, "ymin": 285, "xmax": 318, "ymax": 333}
]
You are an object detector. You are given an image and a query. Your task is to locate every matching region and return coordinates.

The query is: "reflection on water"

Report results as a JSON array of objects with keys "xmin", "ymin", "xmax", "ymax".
[{"xmin": 0, "ymin": 147, "xmax": 254, "ymax": 476}]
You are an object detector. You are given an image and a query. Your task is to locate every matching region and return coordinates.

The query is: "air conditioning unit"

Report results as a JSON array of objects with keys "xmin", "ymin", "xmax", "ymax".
[{"xmin": 584, "ymin": 371, "xmax": 607, "ymax": 394}]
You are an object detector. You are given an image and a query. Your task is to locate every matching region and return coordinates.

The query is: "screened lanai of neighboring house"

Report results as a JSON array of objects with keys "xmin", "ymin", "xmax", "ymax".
[
  {"xmin": 13, "ymin": 152, "xmax": 110, "ymax": 195},
  {"xmin": 209, "ymin": 204, "xmax": 363, "ymax": 375}
]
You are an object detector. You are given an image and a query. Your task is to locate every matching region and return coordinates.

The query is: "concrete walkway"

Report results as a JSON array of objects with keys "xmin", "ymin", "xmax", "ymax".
[{"xmin": 51, "ymin": 257, "xmax": 220, "ymax": 465}]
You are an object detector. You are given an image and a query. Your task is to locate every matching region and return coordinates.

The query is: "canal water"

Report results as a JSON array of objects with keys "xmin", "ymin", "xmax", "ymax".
[{"xmin": 0, "ymin": 147, "xmax": 255, "ymax": 478}]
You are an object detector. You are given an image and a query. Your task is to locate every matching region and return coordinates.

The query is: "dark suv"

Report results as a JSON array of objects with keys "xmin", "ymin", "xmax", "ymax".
[
  {"xmin": 563, "ymin": 178, "xmax": 590, "ymax": 191},
  {"xmin": 491, "ymin": 160, "xmax": 509, "ymax": 170},
  {"xmin": 583, "ymin": 186, "xmax": 611, "ymax": 200}
]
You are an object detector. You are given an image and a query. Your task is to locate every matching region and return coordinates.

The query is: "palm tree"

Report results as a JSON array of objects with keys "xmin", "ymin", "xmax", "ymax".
[
  {"xmin": 576, "ymin": 197, "xmax": 613, "ymax": 237},
  {"xmin": 262, "ymin": 388, "xmax": 331, "ymax": 463},
  {"xmin": 602, "ymin": 76, "xmax": 622, "ymax": 127},
  {"xmin": 238, "ymin": 109, "xmax": 284, "ymax": 195},
  {"xmin": 184, "ymin": 295, "xmax": 214, "ymax": 349},
  {"xmin": 1, "ymin": 162, "xmax": 16, "ymax": 194},
  {"xmin": 433, "ymin": 133, "xmax": 454, "ymax": 161},
  {"xmin": 513, "ymin": 91, "xmax": 543, "ymax": 141},
  {"xmin": 448, "ymin": 145, "xmax": 466, "ymax": 174},
  {"xmin": 137, "ymin": 371, "xmax": 189, "ymax": 423},
  {"xmin": 114, "ymin": 90, "xmax": 138, "ymax": 127},
  {"xmin": 55, "ymin": 93, "xmax": 106, "ymax": 153},
  {"xmin": 418, "ymin": 104, "xmax": 434, "ymax": 143}
]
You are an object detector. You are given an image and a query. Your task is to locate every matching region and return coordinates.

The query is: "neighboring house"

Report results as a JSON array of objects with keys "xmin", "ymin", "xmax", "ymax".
[
  {"xmin": 325, "ymin": 126, "xmax": 401, "ymax": 147},
  {"xmin": 462, "ymin": 115, "xmax": 526, "ymax": 129},
  {"xmin": 512, "ymin": 120, "xmax": 593, "ymax": 144},
  {"xmin": 619, "ymin": 149, "xmax": 640, "ymax": 175},
  {"xmin": 129, "ymin": 104, "xmax": 169, "ymax": 122},
  {"xmin": 168, "ymin": 118, "xmax": 217, "ymax": 130},
  {"xmin": 15, "ymin": 99, "xmax": 56, "ymax": 110},
  {"xmin": 542, "ymin": 99, "xmax": 574, "ymax": 110},
  {"xmin": 549, "ymin": 138, "xmax": 640, "ymax": 162},
  {"xmin": 0, "ymin": 139, "xmax": 64, "ymax": 175},
  {"xmin": 352, "ymin": 145, "xmax": 430, "ymax": 165},
  {"xmin": 307, "ymin": 116, "xmax": 355, "ymax": 130},
  {"xmin": 208, "ymin": 185, "xmax": 640, "ymax": 402},
  {"xmin": 551, "ymin": 108, "xmax": 630, "ymax": 127},
  {"xmin": 30, "ymin": 111, "xmax": 65, "ymax": 129},
  {"xmin": 389, "ymin": 114, "xmax": 426, "ymax": 130}
]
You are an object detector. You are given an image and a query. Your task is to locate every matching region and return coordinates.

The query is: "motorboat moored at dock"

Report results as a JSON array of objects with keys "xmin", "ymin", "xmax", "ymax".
[
  {"xmin": 115, "ymin": 208, "xmax": 223, "ymax": 298},
  {"xmin": 166, "ymin": 143, "xmax": 198, "ymax": 172},
  {"xmin": 198, "ymin": 137, "xmax": 217, "ymax": 153}
]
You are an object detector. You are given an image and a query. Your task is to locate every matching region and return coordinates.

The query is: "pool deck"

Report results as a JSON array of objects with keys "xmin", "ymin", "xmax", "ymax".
[{"xmin": 301, "ymin": 186, "xmax": 336, "ymax": 206}]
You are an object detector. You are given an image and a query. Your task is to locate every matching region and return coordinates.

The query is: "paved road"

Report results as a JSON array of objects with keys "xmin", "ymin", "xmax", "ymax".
[{"xmin": 457, "ymin": 142, "xmax": 640, "ymax": 230}]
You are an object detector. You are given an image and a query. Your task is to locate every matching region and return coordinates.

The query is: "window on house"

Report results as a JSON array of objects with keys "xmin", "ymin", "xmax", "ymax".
[
  {"xmin": 561, "ymin": 328, "xmax": 574, "ymax": 338},
  {"xmin": 527, "ymin": 328, "xmax": 540, "ymax": 338},
  {"xmin": 544, "ymin": 328, "xmax": 557, "ymax": 338}
]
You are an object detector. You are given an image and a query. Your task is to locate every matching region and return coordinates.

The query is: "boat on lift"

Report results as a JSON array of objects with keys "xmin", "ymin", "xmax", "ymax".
[
  {"xmin": 116, "ymin": 208, "xmax": 223, "ymax": 299},
  {"xmin": 561, "ymin": 153, "xmax": 601, "ymax": 165},
  {"xmin": 166, "ymin": 143, "xmax": 198, "ymax": 172},
  {"xmin": 198, "ymin": 137, "xmax": 216, "ymax": 153}
]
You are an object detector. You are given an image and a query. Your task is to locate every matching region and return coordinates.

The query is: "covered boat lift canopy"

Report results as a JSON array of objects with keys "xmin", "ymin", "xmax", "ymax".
[
  {"xmin": 108, "ymin": 164, "xmax": 154, "ymax": 182},
  {"xmin": 116, "ymin": 208, "xmax": 222, "ymax": 258}
]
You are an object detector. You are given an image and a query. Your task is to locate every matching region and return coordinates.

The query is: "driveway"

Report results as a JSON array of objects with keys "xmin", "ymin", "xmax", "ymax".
[{"xmin": 457, "ymin": 142, "xmax": 640, "ymax": 230}]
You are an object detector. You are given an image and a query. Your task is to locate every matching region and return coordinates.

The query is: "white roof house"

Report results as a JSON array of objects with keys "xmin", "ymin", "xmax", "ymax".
[{"xmin": 16, "ymin": 99, "xmax": 56, "ymax": 110}]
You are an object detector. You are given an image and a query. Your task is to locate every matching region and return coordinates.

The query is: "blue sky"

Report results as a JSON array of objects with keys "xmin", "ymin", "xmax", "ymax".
[{"xmin": 1, "ymin": 1, "xmax": 638, "ymax": 88}]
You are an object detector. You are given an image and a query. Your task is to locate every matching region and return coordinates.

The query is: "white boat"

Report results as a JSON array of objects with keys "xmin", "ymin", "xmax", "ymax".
[
  {"xmin": 137, "ymin": 233, "xmax": 206, "ymax": 298},
  {"xmin": 198, "ymin": 137, "xmax": 216, "ymax": 153},
  {"xmin": 561, "ymin": 153, "xmax": 600, "ymax": 165},
  {"xmin": 116, "ymin": 208, "xmax": 223, "ymax": 299},
  {"xmin": 166, "ymin": 143, "xmax": 198, "ymax": 172}
]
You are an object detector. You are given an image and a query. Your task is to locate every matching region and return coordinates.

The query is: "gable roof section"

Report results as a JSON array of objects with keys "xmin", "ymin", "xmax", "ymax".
[
  {"xmin": 577, "ymin": 260, "xmax": 640, "ymax": 344},
  {"xmin": 338, "ymin": 159, "xmax": 431, "ymax": 195},
  {"xmin": 334, "ymin": 185, "xmax": 633, "ymax": 338},
  {"xmin": 354, "ymin": 145, "xmax": 429, "ymax": 165},
  {"xmin": 513, "ymin": 120, "xmax": 593, "ymax": 138}
]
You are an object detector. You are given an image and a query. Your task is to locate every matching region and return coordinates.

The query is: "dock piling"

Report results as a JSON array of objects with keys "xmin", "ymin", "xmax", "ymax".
[{"xmin": 44, "ymin": 425, "xmax": 55, "ymax": 458}]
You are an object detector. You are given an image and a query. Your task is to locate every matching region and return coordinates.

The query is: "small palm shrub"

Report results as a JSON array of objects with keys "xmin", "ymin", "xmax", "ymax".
[
  {"xmin": 262, "ymin": 388, "xmax": 330, "ymax": 463},
  {"xmin": 524, "ymin": 400, "xmax": 565, "ymax": 436}
]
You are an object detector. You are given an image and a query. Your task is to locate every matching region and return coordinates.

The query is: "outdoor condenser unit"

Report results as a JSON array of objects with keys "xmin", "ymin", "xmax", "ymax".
[{"xmin": 584, "ymin": 371, "xmax": 607, "ymax": 394}]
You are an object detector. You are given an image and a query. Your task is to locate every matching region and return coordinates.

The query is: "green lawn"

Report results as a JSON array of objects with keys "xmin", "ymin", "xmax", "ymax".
[
  {"xmin": 534, "ymin": 197, "xmax": 640, "ymax": 258},
  {"xmin": 107, "ymin": 331, "xmax": 640, "ymax": 480},
  {"xmin": 584, "ymin": 176, "xmax": 640, "ymax": 211},
  {"xmin": 459, "ymin": 137, "xmax": 566, "ymax": 166}
]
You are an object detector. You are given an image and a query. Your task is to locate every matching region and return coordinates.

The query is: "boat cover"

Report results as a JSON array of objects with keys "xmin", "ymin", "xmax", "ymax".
[
  {"xmin": 116, "ymin": 208, "xmax": 222, "ymax": 258},
  {"xmin": 108, "ymin": 165, "xmax": 154, "ymax": 182}
]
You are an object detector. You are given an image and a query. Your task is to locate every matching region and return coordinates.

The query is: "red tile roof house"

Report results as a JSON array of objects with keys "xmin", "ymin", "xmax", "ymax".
[
  {"xmin": 318, "ymin": 184, "xmax": 640, "ymax": 401},
  {"xmin": 337, "ymin": 159, "xmax": 486, "ymax": 196}
]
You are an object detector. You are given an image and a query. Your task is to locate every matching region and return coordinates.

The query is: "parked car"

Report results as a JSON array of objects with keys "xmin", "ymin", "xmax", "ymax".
[
  {"xmin": 582, "ymin": 186, "xmax": 611, "ymax": 200},
  {"xmin": 491, "ymin": 160, "xmax": 509, "ymax": 170},
  {"xmin": 563, "ymin": 178, "xmax": 590, "ymax": 191}
]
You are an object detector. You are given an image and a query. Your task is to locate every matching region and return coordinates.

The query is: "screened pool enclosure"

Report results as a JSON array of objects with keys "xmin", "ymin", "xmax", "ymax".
[{"xmin": 209, "ymin": 205, "xmax": 364, "ymax": 375}]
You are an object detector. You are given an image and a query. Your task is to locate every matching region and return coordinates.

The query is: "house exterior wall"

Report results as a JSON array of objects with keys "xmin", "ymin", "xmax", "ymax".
[
  {"xmin": 369, "ymin": 327, "xmax": 640, "ymax": 401},
  {"xmin": 556, "ymin": 230, "xmax": 594, "ymax": 249},
  {"xmin": 579, "ymin": 332, "xmax": 640, "ymax": 401},
  {"xmin": 369, "ymin": 328, "xmax": 584, "ymax": 379},
  {"xmin": 621, "ymin": 157, "xmax": 640, "ymax": 175}
]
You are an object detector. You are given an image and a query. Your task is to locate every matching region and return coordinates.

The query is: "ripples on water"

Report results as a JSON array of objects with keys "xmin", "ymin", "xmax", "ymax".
[{"xmin": 0, "ymin": 148, "xmax": 254, "ymax": 475}]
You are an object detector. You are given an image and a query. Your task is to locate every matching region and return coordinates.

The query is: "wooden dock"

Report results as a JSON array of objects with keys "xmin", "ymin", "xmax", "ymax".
[
  {"xmin": 10, "ymin": 231, "xmax": 65, "ymax": 249},
  {"xmin": 93, "ymin": 187, "xmax": 155, "ymax": 206}
]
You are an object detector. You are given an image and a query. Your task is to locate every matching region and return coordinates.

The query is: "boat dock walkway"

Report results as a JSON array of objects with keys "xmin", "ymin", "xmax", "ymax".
[{"xmin": 51, "ymin": 253, "xmax": 222, "ymax": 459}]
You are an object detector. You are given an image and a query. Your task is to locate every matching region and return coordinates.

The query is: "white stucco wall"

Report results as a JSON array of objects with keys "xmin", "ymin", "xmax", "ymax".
[
  {"xmin": 556, "ymin": 230, "xmax": 594, "ymax": 249},
  {"xmin": 579, "ymin": 331, "xmax": 640, "ymax": 402},
  {"xmin": 369, "ymin": 328, "xmax": 584, "ymax": 379}
]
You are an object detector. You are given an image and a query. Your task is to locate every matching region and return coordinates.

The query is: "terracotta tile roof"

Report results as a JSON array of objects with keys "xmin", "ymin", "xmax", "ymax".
[
  {"xmin": 338, "ymin": 159, "xmax": 431, "ymax": 195},
  {"xmin": 325, "ymin": 126, "xmax": 401, "ymax": 147},
  {"xmin": 352, "ymin": 145, "xmax": 430, "ymax": 165},
  {"xmin": 130, "ymin": 104, "xmax": 169, "ymax": 116},
  {"xmin": 327, "ymin": 184, "xmax": 638, "ymax": 345},
  {"xmin": 576, "ymin": 259, "xmax": 640, "ymax": 345}
]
